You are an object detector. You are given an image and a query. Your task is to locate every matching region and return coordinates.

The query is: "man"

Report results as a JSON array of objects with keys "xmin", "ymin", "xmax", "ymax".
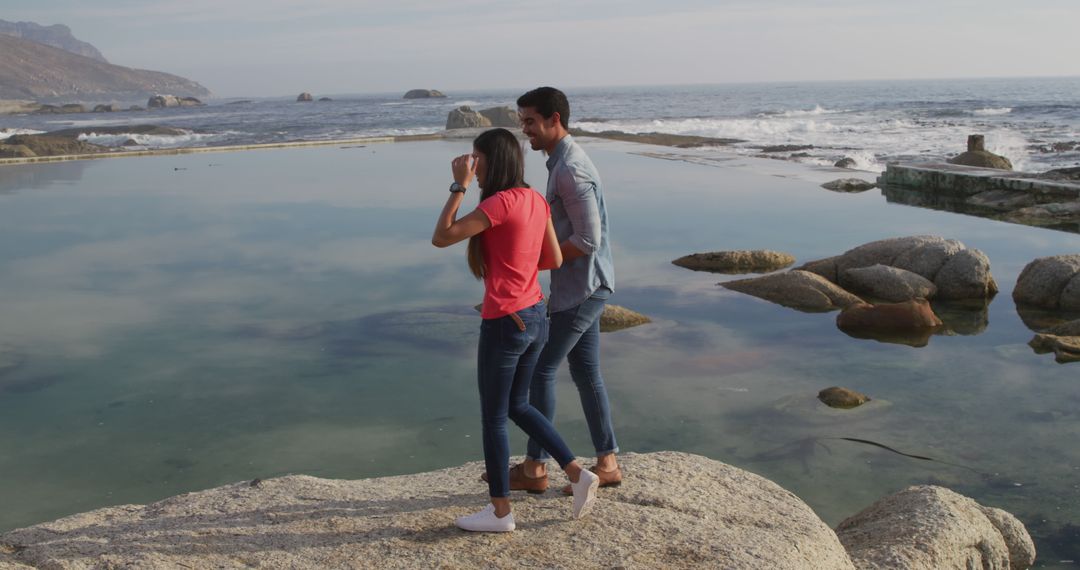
[{"xmin": 490, "ymin": 86, "xmax": 620, "ymax": 493}]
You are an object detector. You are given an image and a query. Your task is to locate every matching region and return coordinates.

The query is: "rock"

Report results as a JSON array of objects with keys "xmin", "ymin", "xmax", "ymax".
[
  {"xmin": 817, "ymin": 387, "xmax": 870, "ymax": 409},
  {"xmin": 760, "ymin": 144, "xmax": 814, "ymax": 153},
  {"xmin": 837, "ymin": 299, "xmax": 943, "ymax": 329},
  {"xmin": 296, "ymin": 92, "xmax": 313, "ymax": 102},
  {"xmin": 801, "ymin": 236, "xmax": 997, "ymax": 301},
  {"xmin": 599, "ymin": 304, "xmax": 651, "ymax": 332},
  {"xmin": 0, "ymin": 144, "xmax": 36, "ymax": 158},
  {"xmin": 33, "ymin": 103, "xmax": 85, "ymax": 114},
  {"xmin": 672, "ymin": 250, "xmax": 796, "ymax": 274},
  {"xmin": 0, "ymin": 452, "xmax": 858, "ymax": 569},
  {"xmin": 91, "ymin": 104, "xmax": 119, "ymax": 112},
  {"xmin": 1029, "ymin": 333, "xmax": 1080, "ymax": 363},
  {"xmin": 821, "ymin": 178, "xmax": 875, "ymax": 192},
  {"xmin": 122, "ymin": 139, "xmax": 139, "ymax": 147},
  {"xmin": 446, "ymin": 106, "xmax": 492, "ymax": 129},
  {"xmin": 798, "ymin": 255, "xmax": 840, "ymax": 283},
  {"xmin": 1038, "ymin": 166, "xmax": 1080, "ymax": 181},
  {"xmin": 403, "ymin": 89, "xmax": 446, "ymax": 99},
  {"xmin": 933, "ymin": 248, "xmax": 998, "ymax": 300},
  {"xmin": 946, "ymin": 134, "xmax": 1013, "ymax": 170},
  {"xmin": 947, "ymin": 149, "xmax": 1013, "ymax": 170},
  {"xmin": 478, "ymin": 106, "xmax": 519, "ymax": 128},
  {"xmin": 148, "ymin": 95, "xmax": 187, "ymax": 108},
  {"xmin": 2, "ymin": 134, "xmax": 109, "ymax": 157},
  {"xmin": 836, "ymin": 485, "xmax": 1036, "ymax": 570},
  {"xmin": 46, "ymin": 125, "xmax": 189, "ymax": 138},
  {"xmin": 318, "ymin": 97, "xmax": 332, "ymax": 102},
  {"xmin": 834, "ymin": 158, "xmax": 857, "ymax": 169},
  {"xmin": 1013, "ymin": 254, "xmax": 1080, "ymax": 310},
  {"xmin": 721, "ymin": 270, "xmax": 864, "ymax": 312},
  {"xmin": 842, "ymin": 264, "xmax": 937, "ymax": 302},
  {"xmin": 178, "ymin": 97, "xmax": 203, "ymax": 107}
]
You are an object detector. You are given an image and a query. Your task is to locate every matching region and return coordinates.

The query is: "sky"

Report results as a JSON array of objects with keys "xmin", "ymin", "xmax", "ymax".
[{"xmin": 4, "ymin": 0, "xmax": 1079, "ymax": 98}]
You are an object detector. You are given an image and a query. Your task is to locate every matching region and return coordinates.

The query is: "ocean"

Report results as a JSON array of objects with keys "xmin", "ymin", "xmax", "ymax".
[{"xmin": 3, "ymin": 76, "xmax": 1080, "ymax": 173}]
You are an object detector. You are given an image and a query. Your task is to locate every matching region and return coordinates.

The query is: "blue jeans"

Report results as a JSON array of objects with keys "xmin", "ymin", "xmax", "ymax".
[
  {"xmin": 478, "ymin": 300, "xmax": 576, "ymax": 497},
  {"xmin": 526, "ymin": 287, "xmax": 618, "ymax": 462}
]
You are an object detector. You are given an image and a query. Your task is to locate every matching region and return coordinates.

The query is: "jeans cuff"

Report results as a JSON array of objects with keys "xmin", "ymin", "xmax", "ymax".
[
  {"xmin": 596, "ymin": 446, "xmax": 619, "ymax": 456},
  {"xmin": 525, "ymin": 454, "xmax": 549, "ymax": 463}
]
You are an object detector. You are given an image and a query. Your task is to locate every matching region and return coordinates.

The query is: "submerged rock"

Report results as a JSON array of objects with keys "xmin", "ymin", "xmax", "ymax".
[
  {"xmin": 817, "ymin": 387, "xmax": 870, "ymax": 409},
  {"xmin": 836, "ymin": 300, "xmax": 944, "ymax": 347},
  {"xmin": 1013, "ymin": 254, "xmax": 1080, "ymax": 310},
  {"xmin": 821, "ymin": 178, "xmax": 875, "ymax": 192},
  {"xmin": 672, "ymin": 250, "xmax": 795, "ymax": 274},
  {"xmin": 721, "ymin": 270, "xmax": 864, "ymax": 312},
  {"xmin": 1029, "ymin": 333, "xmax": 1080, "ymax": 363},
  {"xmin": 599, "ymin": 304, "xmax": 651, "ymax": 332},
  {"xmin": 836, "ymin": 485, "xmax": 1036, "ymax": 570}
]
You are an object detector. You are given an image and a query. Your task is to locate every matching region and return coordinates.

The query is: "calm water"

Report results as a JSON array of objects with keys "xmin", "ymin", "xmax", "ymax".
[{"xmin": 0, "ymin": 141, "xmax": 1078, "ymax": 564}]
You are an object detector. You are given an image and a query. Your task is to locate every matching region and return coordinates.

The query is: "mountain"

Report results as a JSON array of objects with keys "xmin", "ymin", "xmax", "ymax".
[
  {"xmin": 0, "ymin": 34, "xmax": 211, "ymax": 102},
  {"xmin": 0, "ymin": 20, "xmax": 107, "ymax": 62}
]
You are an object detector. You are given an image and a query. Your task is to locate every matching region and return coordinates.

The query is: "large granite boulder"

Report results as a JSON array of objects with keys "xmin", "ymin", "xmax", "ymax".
[
  {"xmin": 1013, "ymin": 254, "xmax": 1080, "ymax": 310},
  {"xmin": 798, "ymin": 236, "xmax": 997, "ymax": 301},
  {"xmin": 946, "ymin": 134, "xmax": 1013, "ymax": 170},
  {"xmin": 91, "ymin": 103, "xmax": 119, "ymax": 112},
  {"xmin": 836, "ymin": 299, "xmax": 944, "ymax": 347},
  {"xmin": 0, "ymin": 452, "xmax": 857, "ymax": 569},
  {"xmin": 674, "ymin": 250, "xmax": 795, "ymax": 274},
  {"xmin": 479, "ymin": 106, "xmax": 520, "ymax": 128},
  {"xmin": 148, "ymin": 95, "xmax": 181, "ymax": 108},
  {"xmin": 446, "ymin": 106, "xmax": 492, "ymax": 129},
  {"xmin": 842, "ymin": 264, "xmax": 937, "ymax": 302},
  {"xmin": 404, "ymin": 89, "xmax": 446, "ymax": 99},
  {"xmin": 721, "ymin": 270, "xmax": 864, "ymax": 312},
  {"xmin": 296, "ymin": 92, "xmax": 313, "ymax": 102},
  {"xmin": 836, "ymin": 485, "xmax": 1036, "ymax": 570}
]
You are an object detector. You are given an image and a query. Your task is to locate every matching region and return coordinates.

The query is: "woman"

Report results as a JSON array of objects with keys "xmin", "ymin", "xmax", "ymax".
[{"xmin": 432, "ymin": 128, "xmax": 599, "ymax": 532}]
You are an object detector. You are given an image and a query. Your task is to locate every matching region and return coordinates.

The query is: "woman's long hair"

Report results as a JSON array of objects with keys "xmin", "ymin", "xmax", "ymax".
[{"xmin": 467, "ymin": 128, "xmax": 528, "ymax": 279}]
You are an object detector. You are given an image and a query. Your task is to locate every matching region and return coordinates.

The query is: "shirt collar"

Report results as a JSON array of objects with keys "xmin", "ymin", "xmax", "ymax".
[{"xmin": 545, "ymin": 134, "xmax": 573, "ymax": 172}]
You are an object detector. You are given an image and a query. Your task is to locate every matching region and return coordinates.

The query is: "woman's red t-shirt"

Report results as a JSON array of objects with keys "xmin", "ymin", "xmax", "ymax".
[{"xmin": 476, "ymin": 187, "xmax": 549, "ymax": 319}]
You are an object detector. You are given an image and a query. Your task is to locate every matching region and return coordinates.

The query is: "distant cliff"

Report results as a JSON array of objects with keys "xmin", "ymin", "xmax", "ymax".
[
  {"xmin": 0, "ymin": 34, "xmax": 210, "ymax": 102},
  {"xmin": 0, "ymin": 19, "xmax": 107, "ymax": 62}
]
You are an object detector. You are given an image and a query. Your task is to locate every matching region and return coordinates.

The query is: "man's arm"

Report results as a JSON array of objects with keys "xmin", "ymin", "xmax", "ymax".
[{"xmin": 556, "ymin": 166, "xmax": 602, "ymax": 261}]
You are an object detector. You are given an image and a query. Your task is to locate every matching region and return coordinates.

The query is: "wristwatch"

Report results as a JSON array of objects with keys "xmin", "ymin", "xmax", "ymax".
[{"xmin": 449, "ymin": 182, "xmax": 467, "ymax": 193}]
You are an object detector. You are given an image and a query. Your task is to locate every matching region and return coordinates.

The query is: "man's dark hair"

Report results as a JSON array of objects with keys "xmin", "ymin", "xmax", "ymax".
[{"xmin": 517, "ymin": 87, "xmax": 569, "ymax": 129}]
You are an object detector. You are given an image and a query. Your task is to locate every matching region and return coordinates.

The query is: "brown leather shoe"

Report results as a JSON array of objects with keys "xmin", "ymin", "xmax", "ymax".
[
  {"xmin": 480, "ymin": 463, "xmax": 549, "ymax": 494},
  {"xmin": 561, "ymin": 465, "xmax": 622, "ymax": 495}
]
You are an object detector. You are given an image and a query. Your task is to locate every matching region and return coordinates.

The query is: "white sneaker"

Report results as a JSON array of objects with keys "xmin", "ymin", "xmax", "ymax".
[
  {"xmin": 455, "ymin": 504, "xmax": 516, "ymax": 532},
  {"xmin": 570, "ymin": 469, "xmax": 599, "ymax": 519}
]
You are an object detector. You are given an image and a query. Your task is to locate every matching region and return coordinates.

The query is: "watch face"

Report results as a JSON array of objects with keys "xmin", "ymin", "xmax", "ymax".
[{"xmin": 450, "ymin": 182, "xmax": 465, "ymax": 193}]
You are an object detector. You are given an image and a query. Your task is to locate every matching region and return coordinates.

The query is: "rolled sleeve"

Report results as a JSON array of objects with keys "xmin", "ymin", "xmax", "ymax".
[{"xmin": 557, "ymin": 166, "xmax": 602, "ymax": 254}]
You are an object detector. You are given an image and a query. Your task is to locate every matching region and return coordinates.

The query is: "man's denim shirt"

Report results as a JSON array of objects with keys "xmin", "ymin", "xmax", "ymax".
[{"xmin": 545, "ymin": 134, "xmax": 615, "ymax": 313}]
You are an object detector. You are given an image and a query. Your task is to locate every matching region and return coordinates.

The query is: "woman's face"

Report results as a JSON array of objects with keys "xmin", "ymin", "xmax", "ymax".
[{"xmin": 472, "ymin": 149, "xmax": 487, "ymax": 189}]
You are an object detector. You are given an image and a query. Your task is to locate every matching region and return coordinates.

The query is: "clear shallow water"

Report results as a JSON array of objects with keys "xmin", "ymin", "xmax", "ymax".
[
  {"xmin": 3, "ymin": 76, "xmax": 1080, "ymax": 173},
  {"xmin": 0, "ymin": 142, "xmax": 1078, "ymax": 565}
]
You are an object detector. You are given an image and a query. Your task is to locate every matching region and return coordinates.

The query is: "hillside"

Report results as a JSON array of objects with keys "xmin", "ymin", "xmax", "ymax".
[
  {"xmin": 0, "ymin": 19, "xmax": 107, "ymax": 62},
  {"xmin": 0, "ymin": 34, "xmax": 210, "ymax": 102}
]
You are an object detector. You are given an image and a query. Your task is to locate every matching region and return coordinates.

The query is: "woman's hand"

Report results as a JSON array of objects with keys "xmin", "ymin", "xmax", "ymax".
[{"xmin": 451, "ymin": 154, "xmax": 476, "ymax": 188}]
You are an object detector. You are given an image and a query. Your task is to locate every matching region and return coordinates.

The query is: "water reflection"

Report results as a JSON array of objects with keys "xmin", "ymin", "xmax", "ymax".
[
  {"xmin": 881, "ymin": 183, "xmax": 1080, "ymax": 235},
  {"xmin": 0, "ymin": 161, "xmax": 89, "ymax": 195}
]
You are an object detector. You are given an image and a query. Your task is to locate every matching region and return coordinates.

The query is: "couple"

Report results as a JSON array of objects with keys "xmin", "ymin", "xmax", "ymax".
[{"xmin": 431, "ymin": 87, "xmax": 619, "ymax": 532}]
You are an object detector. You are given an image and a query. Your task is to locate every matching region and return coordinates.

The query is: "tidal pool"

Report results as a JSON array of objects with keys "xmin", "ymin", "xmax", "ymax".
[{"xmin": 0, "ymin": 140, "xmax": 1078, "ymax": 564}]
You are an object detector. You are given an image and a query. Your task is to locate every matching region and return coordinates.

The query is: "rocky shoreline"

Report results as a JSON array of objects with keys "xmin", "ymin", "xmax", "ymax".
[{"xmin": 0, "ymin": 452, "xmax": 1035, "ymax": 569}]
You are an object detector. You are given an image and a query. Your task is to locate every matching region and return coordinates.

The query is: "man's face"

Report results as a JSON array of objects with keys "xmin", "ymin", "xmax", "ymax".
[{"xmin": 518, "ymin": 106, "xmax": 559, "ymax": 152}]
